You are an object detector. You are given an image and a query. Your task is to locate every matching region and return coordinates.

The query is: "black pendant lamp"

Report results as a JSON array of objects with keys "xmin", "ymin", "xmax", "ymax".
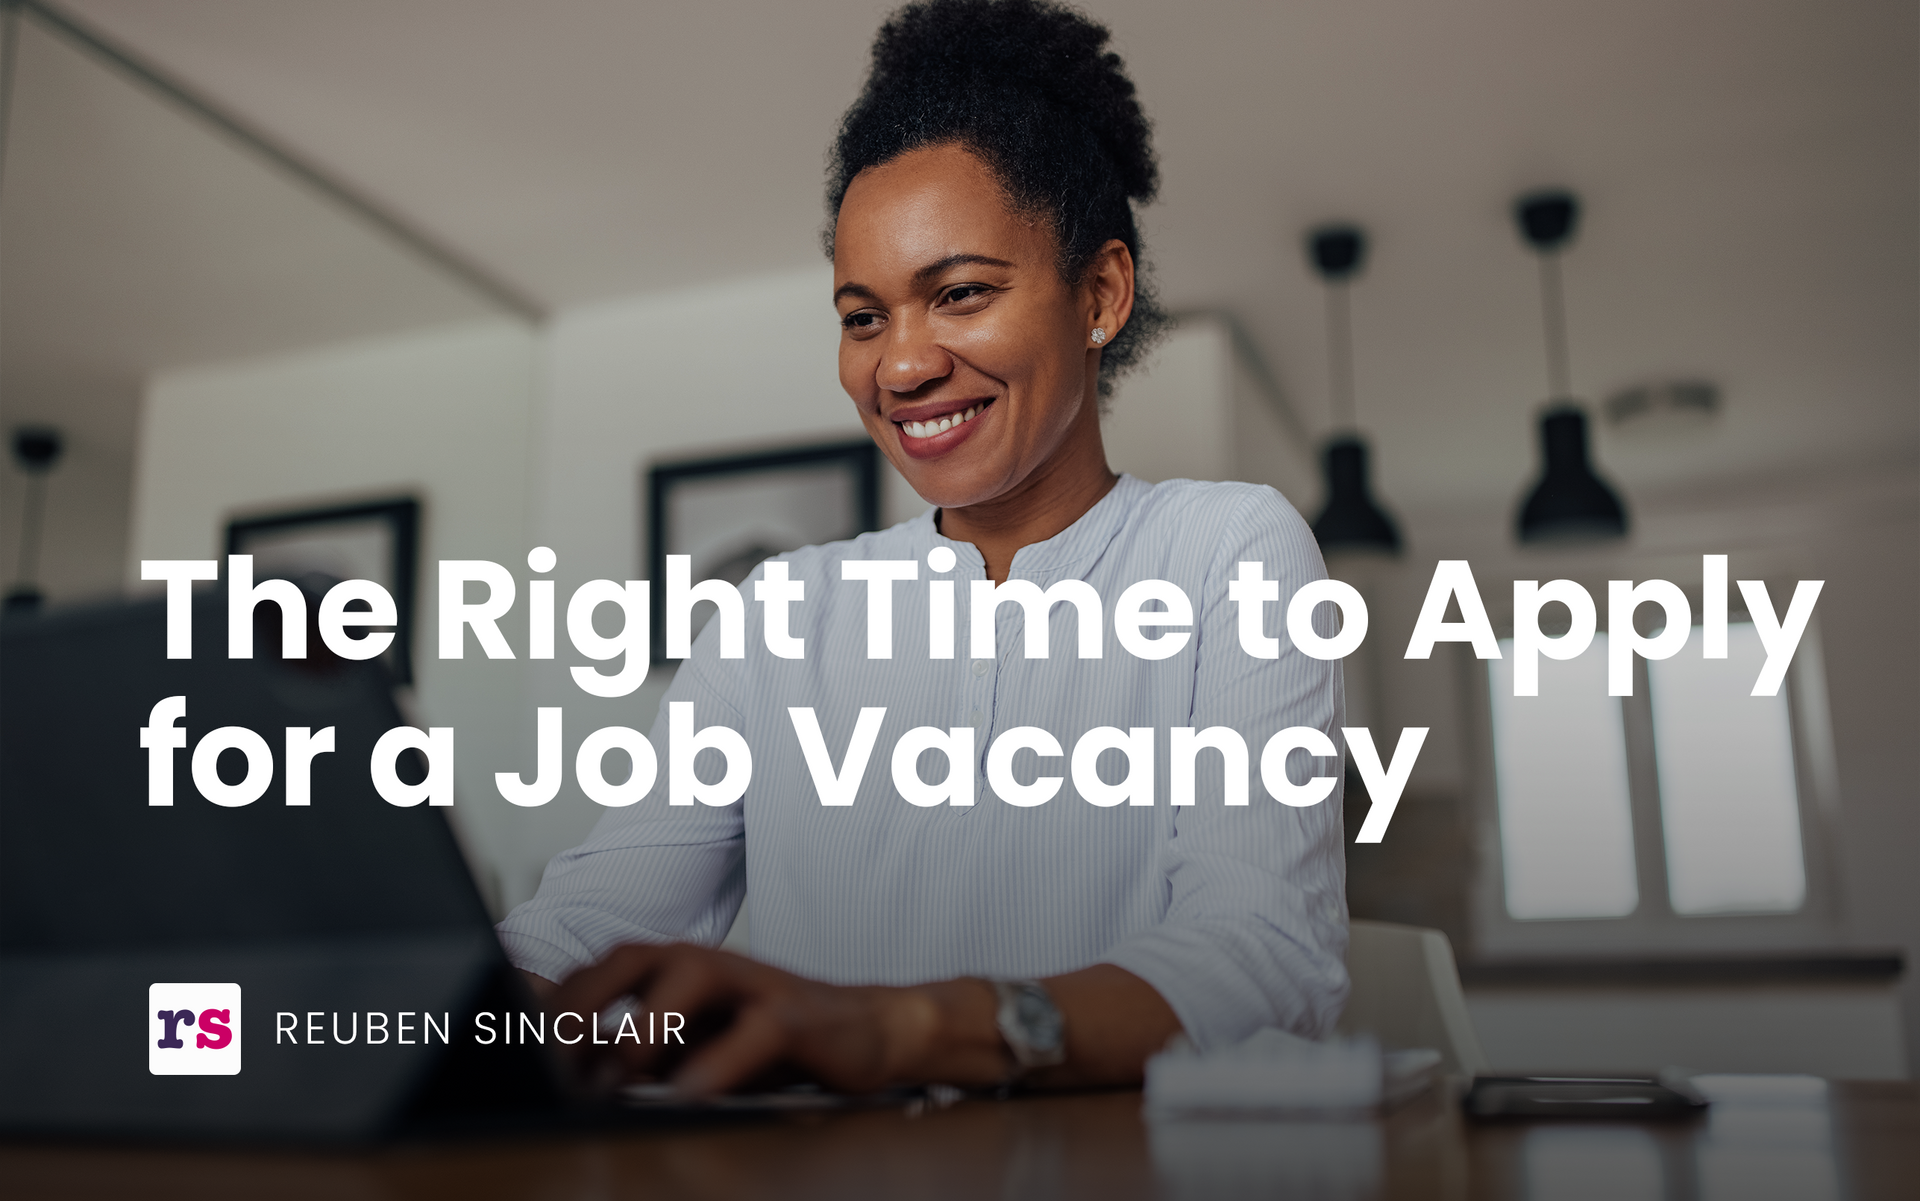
[
  {"xmin": 5, "ymin": 427, "xmax": 63, "ymax": 617},
  {"xmin": 1512, "ymin": 191, "xmax": 1628, "ymax": 543},
  {"xmin": 1308, "ymin": 226, "xmax": 1401, "ymax": 554}
]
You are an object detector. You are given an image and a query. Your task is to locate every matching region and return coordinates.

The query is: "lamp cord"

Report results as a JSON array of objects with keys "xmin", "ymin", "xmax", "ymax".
[
  {"xmin": 1324, "ymin": 281, "xmax": 1356, "ymax": 432},
  {"xmin": 1537, "ymin": 252, "xmax": 1572, "ymax": 401}
]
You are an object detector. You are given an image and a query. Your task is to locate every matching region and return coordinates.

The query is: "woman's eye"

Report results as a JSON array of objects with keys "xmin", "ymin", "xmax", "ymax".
[
  {"xmin": 842, "ymin": 310, "xmax": 883, "ymax": 332},
  {"xmin": 942, "ymin": 284, "xmax": 989, "ymax": 305}
]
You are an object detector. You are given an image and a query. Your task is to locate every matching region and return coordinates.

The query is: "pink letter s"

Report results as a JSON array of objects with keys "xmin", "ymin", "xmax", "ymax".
[{"xmin": 196, "ymin": 1008, "xmax": 232, "ymax": 1050}]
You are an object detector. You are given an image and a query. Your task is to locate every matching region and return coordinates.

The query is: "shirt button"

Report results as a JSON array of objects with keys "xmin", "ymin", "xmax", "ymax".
[
  {"xmin": 970, "ymin": 708, "xmax": 985, "ymax": 729},
  {"xmin": 971, "ymin": 658, "xmax": 990, "ymax": 677}
]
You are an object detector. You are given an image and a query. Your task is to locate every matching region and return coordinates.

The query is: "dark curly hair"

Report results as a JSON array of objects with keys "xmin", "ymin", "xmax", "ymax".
[{"xmin": 825, "ymin": 0, "xmax": 1171, "ymax": 397}]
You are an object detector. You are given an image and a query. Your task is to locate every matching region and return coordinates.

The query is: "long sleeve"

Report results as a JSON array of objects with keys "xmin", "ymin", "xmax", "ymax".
[
  {"xmin": 494, "ymin": 478, "xmax": 1350, "ymax": 1030},
  {"xmin": 1099, "ymin": 487, "xmax": 1351, "ymax": 1050},
  {"xmin": 495, "ymin": 652, "xmax": 748, "ymax": 984}
]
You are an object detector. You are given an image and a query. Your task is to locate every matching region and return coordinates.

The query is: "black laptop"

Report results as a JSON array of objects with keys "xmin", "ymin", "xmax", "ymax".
[{"xmin": 0, "ymin": 592, "xmax": 571, "ymax": 1142}]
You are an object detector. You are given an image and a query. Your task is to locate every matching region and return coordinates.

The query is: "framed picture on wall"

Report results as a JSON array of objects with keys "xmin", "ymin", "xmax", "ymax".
[
  {"xmin": 647, "ymin": 441, "xmax": 881, "ymax": 661},
  {"xmin": 225, "ymin": 496, "xmax": 421, "ymax": 684}
]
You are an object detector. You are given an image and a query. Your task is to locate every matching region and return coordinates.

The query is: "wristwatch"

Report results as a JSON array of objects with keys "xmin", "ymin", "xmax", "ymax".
[{"xmin": 991, "ymin": 979, "xmax": 1067, "ymax": 1075}]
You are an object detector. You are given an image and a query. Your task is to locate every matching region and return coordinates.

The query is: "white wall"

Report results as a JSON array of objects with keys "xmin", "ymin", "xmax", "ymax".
[
  {"xmin": 533, "ymin": 265, "xmax": 902, "ymax": 602},
  {"xmin": 128, "ymin": 317, "xmax": 539, "ymax": 911},
  {"xmin": 1103, "ymin": 319, "xmax": 1236, "ymax": 486},
  {"xmin": 1103, "ymin": 314, "xmax": 1318, "ymax": 508}
]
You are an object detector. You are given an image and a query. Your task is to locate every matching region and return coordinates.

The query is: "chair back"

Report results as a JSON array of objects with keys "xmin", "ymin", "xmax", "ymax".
[{"xmin": 1338, "ymin": 919, "xmax": 1488, "ymax": 1075}]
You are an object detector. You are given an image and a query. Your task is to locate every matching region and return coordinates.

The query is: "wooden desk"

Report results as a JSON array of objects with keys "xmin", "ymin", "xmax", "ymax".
[{"xmin": 3, "ymin": 1080, "xmax": 1913, "ymax": 1200}]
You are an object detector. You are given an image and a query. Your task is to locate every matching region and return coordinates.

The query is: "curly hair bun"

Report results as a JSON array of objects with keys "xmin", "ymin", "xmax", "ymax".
[{"xmin": 827, "ymin": 0, "xmax": 1170, "ymax": 394}]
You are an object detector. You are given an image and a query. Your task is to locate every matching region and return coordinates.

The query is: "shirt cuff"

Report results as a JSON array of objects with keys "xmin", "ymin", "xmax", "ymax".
[
  {"xmin": 1100, "ymin": 924, "xmax": 1346, "ymax": 1053},
  {"xmin": 496, "ymin": 926, "xmax": 588, "ymax": 985}
]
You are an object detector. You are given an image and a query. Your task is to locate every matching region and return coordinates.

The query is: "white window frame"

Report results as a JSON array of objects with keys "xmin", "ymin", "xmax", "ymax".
[{"xmin": 1465, "ymin": 579, "xmax": 1845, "ymax": 958}]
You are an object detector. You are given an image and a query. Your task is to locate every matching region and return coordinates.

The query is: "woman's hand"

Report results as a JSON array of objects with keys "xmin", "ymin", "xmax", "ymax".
[{"xmin": 549, "ymin": 943, "xmax": 1011, "ymax": 1097}]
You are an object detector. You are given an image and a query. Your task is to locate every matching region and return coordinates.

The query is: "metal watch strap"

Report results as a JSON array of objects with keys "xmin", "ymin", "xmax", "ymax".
[{"xmin": 991, "ymin": 978, "xmax": 1067, "ymax": 1075}]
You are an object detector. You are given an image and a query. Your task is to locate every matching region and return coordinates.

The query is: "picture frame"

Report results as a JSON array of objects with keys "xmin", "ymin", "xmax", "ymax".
[
  {"xmin": 647, "ymin": 441, "xmax": 881, "ymax": 661},
  {"xmin": 225, "ymin": 496, "xmax": 421, "ymax": 684}
]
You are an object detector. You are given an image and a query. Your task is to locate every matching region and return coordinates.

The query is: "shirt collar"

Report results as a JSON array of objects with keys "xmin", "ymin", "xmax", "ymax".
[{"xmin": 909, "ymin": 473, "xmax": 1150, "ymax": 583}]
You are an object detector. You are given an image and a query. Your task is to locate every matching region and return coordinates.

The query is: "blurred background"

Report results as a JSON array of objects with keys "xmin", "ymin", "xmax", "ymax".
[{"xmin": 1, "ymin": 0, "xmax": 1913, "ymax": 1081}]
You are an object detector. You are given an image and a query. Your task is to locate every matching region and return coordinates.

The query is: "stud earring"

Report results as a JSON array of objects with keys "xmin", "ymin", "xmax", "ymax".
[{"xmin": 1090, "ymin": 328, "xmax": 1107, "ymax": 345}]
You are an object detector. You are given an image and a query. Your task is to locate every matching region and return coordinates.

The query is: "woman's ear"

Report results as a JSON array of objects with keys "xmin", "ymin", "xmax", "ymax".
[{"xmin": 1085, "ymin": 239, "xmax": 1137, "ymax": 342}]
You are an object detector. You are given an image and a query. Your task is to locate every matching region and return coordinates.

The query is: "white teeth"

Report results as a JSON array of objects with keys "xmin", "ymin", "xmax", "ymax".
[{"xmin": 901, "ymin": 403, "xmax": 986, "ymax": 439}]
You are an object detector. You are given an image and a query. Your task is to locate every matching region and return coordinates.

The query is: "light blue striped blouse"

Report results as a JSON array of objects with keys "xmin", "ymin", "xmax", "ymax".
[{"xmin": 498, "ymin": 475, "xmax": 1350, "ymax": 1049}]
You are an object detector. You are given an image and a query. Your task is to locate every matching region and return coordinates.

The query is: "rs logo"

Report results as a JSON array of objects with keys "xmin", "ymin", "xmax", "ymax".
[{"xmin": 149, "ymin": 983, "xmax": 242, "ymax": 1076}]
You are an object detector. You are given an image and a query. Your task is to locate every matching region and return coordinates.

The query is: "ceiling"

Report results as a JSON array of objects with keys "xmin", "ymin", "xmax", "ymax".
[
  {"xmin": 13, "ymin": 0, "xmax": 1920, "ymax": 521},
  {"xmin": 0, "ymin": 12, "xmax": 503, "ymax": 450},
  {"xmin": 0, "ymin": 5, "xmax": 515, "ymax": 597}
]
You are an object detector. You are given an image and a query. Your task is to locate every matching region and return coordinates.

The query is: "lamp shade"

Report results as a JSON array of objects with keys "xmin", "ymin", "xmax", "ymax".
[
  {"xmin": 5, "ymin": 426, "xmax": 63, "ymax": 618},
  {"xmin": 1312, "ymin": 436, "xmax": 1401, "ymax": 553},
  {"xmin": 1517, "ymin": 407, "xmax": 1627, "ymax": 543},
  {"xmin": 2, "ymin": 587, "xmax": 42, "ymax": 617}
]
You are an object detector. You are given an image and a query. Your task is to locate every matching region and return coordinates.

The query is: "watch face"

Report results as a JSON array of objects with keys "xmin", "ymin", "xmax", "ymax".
[{"xmin": 1015, "ymin": 987, "xmax": 1064, "ymax": 1052}]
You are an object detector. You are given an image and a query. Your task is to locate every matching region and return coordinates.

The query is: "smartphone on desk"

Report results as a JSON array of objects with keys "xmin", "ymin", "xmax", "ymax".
[{"xmin": 1464, "ymin": 1073, "xmax": 1709, "ymax": 1120}]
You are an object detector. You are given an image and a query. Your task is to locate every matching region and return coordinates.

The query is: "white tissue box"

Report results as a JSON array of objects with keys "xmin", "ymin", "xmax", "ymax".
[{"xmin": 1145, "ymin": 1030, "xmax": 1440, "ymax": 1119}]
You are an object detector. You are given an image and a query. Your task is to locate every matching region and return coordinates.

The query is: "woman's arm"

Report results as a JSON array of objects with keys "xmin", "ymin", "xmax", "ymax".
[
  {"xmin": 493, "ymin": 653, "xmax": 748, "ymax": 985},
  {"xmin": 546, "ymin": 944, "xmax": 1181, "ymax": 1095},
  {"xmin": 1096, "ymin": 485, "xmax": 1351, "ymax": 1049},
  {"xmin": 519, "ymin": 968, "xmax": 557, "ymax": 1002}
]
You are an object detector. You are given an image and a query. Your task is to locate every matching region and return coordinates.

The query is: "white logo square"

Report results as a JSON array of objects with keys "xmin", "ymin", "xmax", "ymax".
[{"xmin": 148, "ymin": 983, "xmax": 242, "ymax": 1076}]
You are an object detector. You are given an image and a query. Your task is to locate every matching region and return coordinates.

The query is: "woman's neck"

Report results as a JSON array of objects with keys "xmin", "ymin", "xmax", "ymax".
[{"xmin": 938, "ymin": 414, "xmax": 1117, "ymax": 585}]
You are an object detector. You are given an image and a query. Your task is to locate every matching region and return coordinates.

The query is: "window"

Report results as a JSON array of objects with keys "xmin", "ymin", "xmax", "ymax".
[
  {"xmin": 1488, "ymin": 634, "xmax": 1638, "ymax": 920},
  {"xmin": 1649, "ymin": 624, "xmax": 1806, "ymax": 915},
  {"xmin": 1486, "ymin": 622, "xmax": 1817, "ymax": 931}
]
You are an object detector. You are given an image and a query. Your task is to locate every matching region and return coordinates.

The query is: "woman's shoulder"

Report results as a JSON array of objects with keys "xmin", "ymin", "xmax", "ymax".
[{"xmin": 1111, "ymin": 476, "xmax": 1324, "ymax": 583}]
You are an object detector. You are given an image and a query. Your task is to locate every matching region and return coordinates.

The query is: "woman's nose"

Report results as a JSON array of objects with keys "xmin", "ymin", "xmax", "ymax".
[{"xmin": 876, "ymin": 320, "xmax": 954, "ymax": 394}]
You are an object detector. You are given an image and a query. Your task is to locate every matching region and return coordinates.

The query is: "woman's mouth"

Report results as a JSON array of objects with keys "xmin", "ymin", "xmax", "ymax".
[{"xmin": 894, "ymin": 399, "xmax": 993, "ymax": 459}]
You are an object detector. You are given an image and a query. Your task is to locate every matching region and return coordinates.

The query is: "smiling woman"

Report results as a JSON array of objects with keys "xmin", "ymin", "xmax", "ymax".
[
  {"xmin": 826, "ymin": 0, "xmax": 1170, "ymax": 581},
  {"xmin": 497, "ymin": 0, "xmax": 1348, "ymax": 1101},
  {"xmin": 831, "ymin": 145, "xmax": 1133, "ymax": 582}
]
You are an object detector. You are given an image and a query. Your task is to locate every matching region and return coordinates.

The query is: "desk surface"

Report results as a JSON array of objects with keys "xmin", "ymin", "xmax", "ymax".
[{"xmin": 3, "ymin": 1079, "xmax": 1913, "ymax": 1201}]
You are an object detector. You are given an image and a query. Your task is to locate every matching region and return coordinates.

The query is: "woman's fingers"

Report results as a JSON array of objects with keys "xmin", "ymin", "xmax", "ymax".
[
  {"xmin": 548, "ymin": 944, "xmax": 897, "ymax": 1095},
  {"xmin": 638, "ymin": 946, "xmax": 750, "ymax": 1026},
  {"xmin": 552, "ymin": 944, "xmax": 706, "ymax": 1080},
  {"xmin": 613, "ymin": 949, "xmax": 756, "ymax": 1075},
  {"xmin": 552, "ymin": 944, "xmax": 778, "ymax": 1081},
  {"xmin": 551, "ymin": 942, "xmax": 668, "ymax": 1018},
  {"xmin": 670, "ymin": 1003, "xmax": 791, "ymax": 1096}
]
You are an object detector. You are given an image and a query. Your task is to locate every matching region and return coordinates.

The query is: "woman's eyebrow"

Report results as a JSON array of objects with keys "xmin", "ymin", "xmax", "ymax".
[
  {"xmin": 912, "ymin": 253, "xmax": 1016, "ymax": 284},
  {"xmin": 833, "ymin": 254, "xmax": 1017, "ymax": 305}
]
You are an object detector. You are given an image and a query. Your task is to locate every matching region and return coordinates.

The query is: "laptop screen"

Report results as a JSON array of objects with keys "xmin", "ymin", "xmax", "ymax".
[{"xmin": 0, "ymin": 592, "xmax": 494, "ymax": 952}]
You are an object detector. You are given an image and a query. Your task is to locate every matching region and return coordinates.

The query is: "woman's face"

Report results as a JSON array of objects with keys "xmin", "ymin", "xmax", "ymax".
[{"xmin": 832, "ymin": 143, "xmax": 1124, "ymax": 510}]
